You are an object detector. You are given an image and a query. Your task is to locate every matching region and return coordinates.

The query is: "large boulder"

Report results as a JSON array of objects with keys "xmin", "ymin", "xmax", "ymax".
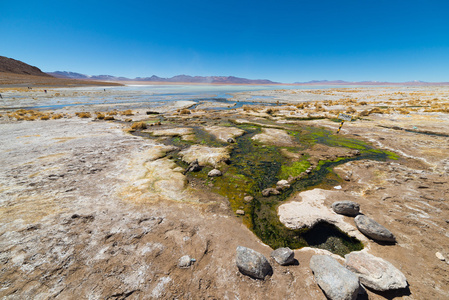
[
  {"xmin": 271, "ymin": 247, "xmax": 295, "ymax": 266},
  {"xmin": 345, "ymin": 251, "xmax": 408, "ymax": 291},
  {"xmin": 236, "ymin": 246, "xmax": 272, "ymax": 280},
  {"xmin": 331, "ymin": 201, "xmax": 360, "ymax": 217},
  {"xmin": 354, "ymin": 215, "xmax": 396, "ymax": 243},
  {"xmin": 310, "ymin": 255, "xmax": 360, "ymax": 300}
]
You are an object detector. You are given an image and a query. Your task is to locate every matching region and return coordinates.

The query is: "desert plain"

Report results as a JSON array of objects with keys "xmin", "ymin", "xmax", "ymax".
[{"xmin": 0, "ymin": 84, "xmax": 448, "ymax": 299}]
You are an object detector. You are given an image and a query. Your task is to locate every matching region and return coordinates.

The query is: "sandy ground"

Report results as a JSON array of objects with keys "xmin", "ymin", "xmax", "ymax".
[{"xmin": 0, "ymin": 85, "xmax": 448, "ymax": 299}]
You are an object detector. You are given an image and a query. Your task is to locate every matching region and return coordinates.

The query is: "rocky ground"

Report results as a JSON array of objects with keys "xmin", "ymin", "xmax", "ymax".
[{"xmin": 0, "ymin": 86, "xmax": 448, "ymax": 299}]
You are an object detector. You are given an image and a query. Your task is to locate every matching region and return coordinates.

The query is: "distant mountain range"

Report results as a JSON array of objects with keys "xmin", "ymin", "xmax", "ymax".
[
  {"xmin": 47, "ymin": 71, "xmax": 279, "ymax": 84},
  {"xmin": 0, "ymin": 56, "xmax": 446, "ymax": 86},
  {"xmin": 48, "ymin": 71, "xmax": 449, "ymax": 86}
]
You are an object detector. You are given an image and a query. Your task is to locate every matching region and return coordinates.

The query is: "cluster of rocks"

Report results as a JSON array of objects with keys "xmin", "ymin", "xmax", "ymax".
[
  {"xmin": 310, "ymin": 252, "xmax": 408, "ymax": 300},
  {"xmin": 234, "ymin": 245, "xmax": 407, "ymax": 299},
  {"xmin": 331, "ymin": 200, "xmax": 396, "ymax": 243},
  {"xmin": 261, "ymin": 179, "xmax": 292, "ymax": 197},
  {"xmin": 235, "ymin": 246, "xmax": 294, "ymax": 280}
]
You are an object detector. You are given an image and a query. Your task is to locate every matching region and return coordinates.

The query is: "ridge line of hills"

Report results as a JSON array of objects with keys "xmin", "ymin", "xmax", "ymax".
[
  {"xmin": 1, "ymin": 55, "xmax": 448, "ymax": 86},
  {"xmin": 46, "ymin": 71, "xmax": 279, "ymax": 84}
]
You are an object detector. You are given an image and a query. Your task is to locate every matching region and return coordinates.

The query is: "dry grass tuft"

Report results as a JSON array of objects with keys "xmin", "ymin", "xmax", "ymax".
[
  {"xmin": 179, "ymin": 109, "xmax": 191, "ymax": 115},
  {"xmin": 95, "ymin": 112, "xmax": 105, "ymax": 120},
  {"xmin": 75, "ymin": 112, "xmax": 92, "ymax": 118},
  {"xmin": 104, "ymin": 116, "xmax": 115, "ymax": 120},
  {"xmin": 51, "ymin": 114, "xmax": 63, "ymax": 119},
  {"xmin": 130, "ymin": 121, "xmax": 147, "ymax": 130},
  {"xmin": 120, "ymin": 109, "xmax": 133, "ymax": 116}
]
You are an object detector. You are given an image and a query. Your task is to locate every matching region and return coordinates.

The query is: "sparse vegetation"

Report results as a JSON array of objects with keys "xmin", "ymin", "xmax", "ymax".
[
  {"xmin": 75, "ymin": 112, "xmax": 92, "ymax": 118},
  {"xmin": 130, "ymin": 121, "xmax": 147, "ymax": 130}
]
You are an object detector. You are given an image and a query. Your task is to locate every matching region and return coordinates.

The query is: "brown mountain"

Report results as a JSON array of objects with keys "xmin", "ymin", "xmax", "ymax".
[{"xmin": 0, "ymin": 56, "xmax": 52, "ymax": 77}]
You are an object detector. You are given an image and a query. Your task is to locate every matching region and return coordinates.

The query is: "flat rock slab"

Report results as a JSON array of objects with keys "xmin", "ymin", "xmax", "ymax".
[
  {"xmin": 251, "ymin": 128, "xmax": 294, "ymax": 146},
  {"xmin": 236, "ymin": 246, "xmax": 272, "ymax": 280},
  {"xmin": 354, "ymin": 215, "xmax": 396, "ymax": 243},
  {"xmin": 310, "ymin": 255, "xmax": 360, "ymax": 300},
  {"xmin": 278, "ymin": 189, "xmax": 335, "ymax": 229},
  {"xmin": 203, "ymin": 125, "xmax": 245, "ymax": 142},
  {"xmin": 331, "ymin": 201, "xmax": 360, "ymax": 217},
  {"xmin": 178, "ymin": 145, "xmax": 231, "ymax": 168},
  {"xmin": 277, "ymin": 189, "xmax": 362, "ymax": 240},
  {"xmin": 345, "ymin": 251, "xmax": 408, "ymax": 291},
  {"xmin": 143, "ymin": 127, "xmax": 195, "ymax": 141}
]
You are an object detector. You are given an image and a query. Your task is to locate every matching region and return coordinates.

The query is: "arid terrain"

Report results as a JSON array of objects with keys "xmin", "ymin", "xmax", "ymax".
[{"xmin": 0, "ymin": 84, "xmax": 448, "ymax": 299}]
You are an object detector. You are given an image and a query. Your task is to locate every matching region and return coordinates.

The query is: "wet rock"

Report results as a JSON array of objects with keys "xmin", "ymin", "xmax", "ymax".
[
  {"xmin": 345, "ymin": 251, "xmax": 408, "ymax": 291},
  {"xmin": 243, "ymin": 196, "xmax": 254, "ymax": 202},
  {"xmin": 276, "ymin": 180, "xmax": 290, "ymax": 191},
  {"xmin": 354, "ymin": 215, "xmax": 396, "ymax": 243},
  {"xmin": 236, "ymin": 209, "xmax": 245, "ymax": 215},
  {"xmin": 236, "ymin": 246, "xmax": 272, "ymax": 280},
  {"xmin": 179, "ymin": 145, "xmax": 231, "ymax": 168},
  {"xmin": 184, "ymin": 159, "xmax": 201, "ymax": 174},
  {"xmin": 271, "ymin": 247, "xmax": 295, "ymax": 266},
  {"xmin": 310, "ymin": 255, "xmax": 360, "ymax": 300},
  {"xmin": 178, "ymin": 255, "xmax": 192, "ymax": 268},
  {"xmin": 262, "ymin": 188, "xmax": 280, "ymax": 197},
  {"xmin": 203, "ymin": 125, "xmax": 245, "ymax": 143},
  {"xmin": 331, "ymin": 201, "xmax": 360, "ymax": 217},
  {"xmin": 251, "ymin": 128, "xmax": 294, "ymax": 146},
  {"xmin": 208, "ymin": 169, "xmax": 222, "ymax": 177}
]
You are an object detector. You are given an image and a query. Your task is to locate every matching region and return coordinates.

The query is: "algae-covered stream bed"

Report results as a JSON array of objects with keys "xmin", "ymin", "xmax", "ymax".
[{"xmin": 135, "ymin": 120, "xmax": 398, "ymax": 256}]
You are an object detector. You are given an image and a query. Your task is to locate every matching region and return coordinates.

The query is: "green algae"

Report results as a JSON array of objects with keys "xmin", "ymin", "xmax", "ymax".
[{"xmin": 279, "ymin": 159, "xmax": 310, "ymax": 180}]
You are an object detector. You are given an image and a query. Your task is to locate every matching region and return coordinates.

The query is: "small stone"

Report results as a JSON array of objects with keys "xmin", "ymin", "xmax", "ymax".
[
  {"xmin": 236, "ymin": 246, "xmax": 272, "ymax": 280},
  {"xmin": 331, "ymin": 201, "xmax": 360, "ymax": 217},
  {"xmin": 435, "ymin": 252, "xmax": 445, "ymax": 261},
  {"xmin": 262, "ymin": 188, "xmax": 280, "ymax": 197},
  {"xmin": 208, "ymin": 169, "xmax": 222, "ymax": 177},
  {"xmin": 178, "ymin": 255, "xmax": 192, "ymax": 268},
  {"xmin": 310, "ymin": 255, "xmax": 360, "ymax": 300},
  {"xmin": 271, "ymin": 247, "xmax": 295, "ymax": 266},
  {"xmin": 243, "ymin": 196, "xmax": 254, "ymax": 202},
  {"xmin": 276, "ymin": 180, "xmax": 290, "ymax": 191},
  {"xmin": 354, "ymin": 215, "xmax": 396, "ymax": 243},
  {"xmin": 345, "ymin": 251, "xmax": 408, "ymax": 291},
  {"xmin": 227, "ymin": 138, "xmax": 236, "ymax": 143},
  {"xmin": 236, "ymin": 210, "xmax": 245, "ymax": 215}
]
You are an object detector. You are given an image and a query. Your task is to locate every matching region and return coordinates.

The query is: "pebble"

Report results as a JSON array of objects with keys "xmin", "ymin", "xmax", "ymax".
[
  {"xmin": 236, "ymin": 210, "xmax": 245, "ymax": 215},
  {"xmin": 208, "ymin": 169, "xmax": 222, "ymax": 177},
  {"xmin": 243, "ymin": 196, "xmax": 254, "ymax": 202},
  {"xmin": 178, "ymin": 255, "xmax": 192, "ymax": 268},
  {"xmin": 435, "ymin": 252, "xmax": 445, "ymax": 261}
]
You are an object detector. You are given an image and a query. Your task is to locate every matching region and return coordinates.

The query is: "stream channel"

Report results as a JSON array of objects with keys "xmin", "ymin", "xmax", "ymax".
[{"xmin": 134, "ymin": 119, "xmax": 398, "ymax": 256}]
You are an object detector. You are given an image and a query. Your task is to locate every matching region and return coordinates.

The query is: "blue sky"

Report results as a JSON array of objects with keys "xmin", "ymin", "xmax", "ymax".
[{"xmin": 2, "ymin": 0, "xmax": 449, "ymax": 83}]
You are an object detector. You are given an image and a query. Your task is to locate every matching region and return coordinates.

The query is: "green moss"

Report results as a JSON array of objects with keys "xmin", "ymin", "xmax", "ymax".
[{"xmin": 279, "ymin": 160, "xmax": 310, "ymax": 179}]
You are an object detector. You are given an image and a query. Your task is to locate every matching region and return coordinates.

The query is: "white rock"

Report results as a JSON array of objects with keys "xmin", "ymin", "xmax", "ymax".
[{"xmin": 435, "ymin": 252, "xmax": 445, "ymax": 261}]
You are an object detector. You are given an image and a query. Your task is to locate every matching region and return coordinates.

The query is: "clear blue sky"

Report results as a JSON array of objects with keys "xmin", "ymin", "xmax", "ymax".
[{"xmin": 2, "ymin": 0, "xmax": 449, "ymax": 83}]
